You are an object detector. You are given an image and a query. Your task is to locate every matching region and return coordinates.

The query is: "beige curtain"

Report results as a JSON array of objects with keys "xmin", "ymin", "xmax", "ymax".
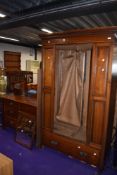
[{"xmin": 56, "ymin": 50, "xmax": 85, "ymax": 127}]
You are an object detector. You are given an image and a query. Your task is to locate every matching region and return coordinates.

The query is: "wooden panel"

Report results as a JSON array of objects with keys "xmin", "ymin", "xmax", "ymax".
[
  {"xmin": 43, "ymin": 93, "xmax": 52, "ymax": 128},
  {"xmin": 42, "ymin": 32, "xmax": 114, "ymax": 46},
  {"xmin": 4, "ymin": 51, "xmax": 21, "ymax": 71},
  {"xmin": 43, "ymin": 48, "xmax": 54, "ymax": 87},
  {"xmin": 91, "ymin": 101, "xmax": 105, "ymax": 145},
  {"xmin": 5, "ymin": 62, "xmax": 20, "ymax": 67},
  {"xmin": 93, "ymin": 46, "xmax": 109, "ymax": 97}
]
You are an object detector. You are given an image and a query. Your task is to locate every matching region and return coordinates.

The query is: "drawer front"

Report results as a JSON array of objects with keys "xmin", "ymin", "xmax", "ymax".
[
  {"xmin": 3, "ymin": 99, "xmax": 19, "ymax": 128},
  {"xmin": 4, "ymin": 116, "xmax": 16, "ymax": 128},
  {"xmin": 4, "ymin": 99, "xmax": 19, "ymax": 111},
  {"xmin": 4, "ymin": 110, "xmax": 18, "ymax": 118},
  {"xmin": 73, "ymin": 144, "xmax": 100, "ymax": 166},
  {"xmin": 20, "ymin": 104, "xmax": 36, "ymax": 115},
  {"xmin": 42, "ymin": 130, "xmax": 100, "ymax": 167}
]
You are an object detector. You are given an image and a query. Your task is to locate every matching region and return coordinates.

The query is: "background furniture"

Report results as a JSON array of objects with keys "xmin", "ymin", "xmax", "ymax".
[
  {"xmin": 0, "ymin": 153, "xmax": 13, "ymax": 175},
  {"xmin": 15, "ymin": 111, "xmax": 36, "ymax": 149},
  {"xmin": 40, "ymin": 28, "xmax": 114, "ymax": 169},
  {"xmin": 4, "ymin": 51, "xmax": 21, "ymax": 71},
  {"xmin": 6, "ymin": 71, "xmax": 33, "ymax": 93},
  {"xmin": 3, "ymin": 94, "xmax": 37, "ymax": 129}
]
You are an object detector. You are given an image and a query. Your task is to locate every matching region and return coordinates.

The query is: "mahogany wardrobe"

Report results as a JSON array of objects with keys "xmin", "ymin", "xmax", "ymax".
[{"xmin": 38, "ymin": 27, "xmax": 117, "ymax": 169}]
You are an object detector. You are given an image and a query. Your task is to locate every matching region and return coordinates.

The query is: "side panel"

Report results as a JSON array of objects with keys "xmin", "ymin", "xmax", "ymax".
[
  {"xmin": 42, "ymin": 47, "xmax": 55, "ymax": 130},
  {"xmin": 88, "ymin": 43, "xmax": 113, "ymax": 168}
]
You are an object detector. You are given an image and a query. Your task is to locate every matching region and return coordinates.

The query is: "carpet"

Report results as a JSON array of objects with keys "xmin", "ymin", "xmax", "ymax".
[{"xmin": 0, "ymin": 128, "xmax": 116, "ymax": 175}]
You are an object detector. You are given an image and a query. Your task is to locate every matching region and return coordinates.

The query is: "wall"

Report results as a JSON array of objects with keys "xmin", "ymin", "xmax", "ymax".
[{"xmin": 0, "ymin": 43, "xmax": 42, "ymax": 83}]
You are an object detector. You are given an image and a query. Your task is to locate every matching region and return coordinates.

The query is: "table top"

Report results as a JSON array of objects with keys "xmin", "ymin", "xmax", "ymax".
[{"xmin": 1, "ymin": 93, "xmax": 37, "ymax": 107}]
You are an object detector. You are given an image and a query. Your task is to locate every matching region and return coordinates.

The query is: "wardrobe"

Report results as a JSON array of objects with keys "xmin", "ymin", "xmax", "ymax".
[{"xmin": 40, "ymin": 27, "xmax": 117, "ymax": 169}]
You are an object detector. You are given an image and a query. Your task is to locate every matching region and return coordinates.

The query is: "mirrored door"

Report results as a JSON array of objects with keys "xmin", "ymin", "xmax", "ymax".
[{"xmin": 53, "ymin": 44, "xmax": 92, "ymax": 142}]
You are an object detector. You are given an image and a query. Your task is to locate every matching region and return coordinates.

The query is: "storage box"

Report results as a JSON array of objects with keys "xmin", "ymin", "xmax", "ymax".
[{"xmin": 0, "ymin": 153, "xmax": 13, "ymax": 175}]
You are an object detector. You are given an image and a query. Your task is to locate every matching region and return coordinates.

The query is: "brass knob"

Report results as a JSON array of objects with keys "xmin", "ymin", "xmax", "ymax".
[
  {"xmin": 62, "ymin": 38, "xmax": 66, "ymax": 42},
  {"xmin": 93, "ymin": 152, "xmax": 97, "ymax": 156},
  {"xmin": 101, "ymin": 68, "xmax": 105, "ymax": 72},
  {"xmin": 102, "ymin": 59, "xmax": 105, "ymax": 62}
]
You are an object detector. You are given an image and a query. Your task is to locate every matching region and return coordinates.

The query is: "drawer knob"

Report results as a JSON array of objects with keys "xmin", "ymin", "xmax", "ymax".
[
  {"xmin": 77, "ymin": 146, "xmax": 81, "ymax": 149},
  {"xmin": 62, "ymin": 38, "xmax": 66, "ymax": 42},
  {"xmin": 102, "ymin": 59, "xmax": 105, "ymax": 62},
  {"xmin": 101, "ymin": 68, "xmax": 105, "ymax": 72},
  {"xmin": 93, "ymin": 152, "xmax": 97, "ymax": 156}
]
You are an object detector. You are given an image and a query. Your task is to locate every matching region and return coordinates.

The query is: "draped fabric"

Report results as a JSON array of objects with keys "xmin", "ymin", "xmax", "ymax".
[{"xmin": 56, "ymin": 50, "xmax": 85, "ymax": 127}]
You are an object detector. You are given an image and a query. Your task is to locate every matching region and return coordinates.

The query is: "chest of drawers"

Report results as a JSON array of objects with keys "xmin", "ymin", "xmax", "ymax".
[{"xmin": 3, "ymin": 94, "xmax": 37, "ymax": 129}]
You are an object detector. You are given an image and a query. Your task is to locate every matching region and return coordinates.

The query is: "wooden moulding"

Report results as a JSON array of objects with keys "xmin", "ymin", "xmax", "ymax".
[{"xmin": 41, "ymin": 26, "xmax": 117, "ymax": 47}]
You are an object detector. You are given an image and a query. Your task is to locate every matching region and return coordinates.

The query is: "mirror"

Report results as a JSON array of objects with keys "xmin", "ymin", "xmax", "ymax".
[
  {"xmin": 53, "ymin": 45, "xmax": 91, "ymax": 142},
  {"xmin": 15, "ymin": 111, "xmax": 36, "ymax": 149}
]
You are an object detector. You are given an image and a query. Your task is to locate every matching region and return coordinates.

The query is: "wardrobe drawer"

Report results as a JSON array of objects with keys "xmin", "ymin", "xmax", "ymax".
[
  {"xmin": 42, "ymin": 130, "xmax": 100, "ymax": 167},
  {"xmin": 42, "ymin": 130, "xmax": 73, "ymax": 154},
  {"xmin": 74, "ymin": 144, "xmax": 100, "ymax": 166}
]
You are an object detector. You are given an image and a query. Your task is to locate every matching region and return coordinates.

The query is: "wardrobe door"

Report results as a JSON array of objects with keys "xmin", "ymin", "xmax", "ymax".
[
  {"xmin": 42, "ymin": 47, "xmax": 55, "ymax": 131},
  {"xmin": 41, "ymin": 42, "xmax": 113, "ymax": 169},
  {"xmin": 89, "ymin": 43, "xmax": 113, "ymax": 168}
]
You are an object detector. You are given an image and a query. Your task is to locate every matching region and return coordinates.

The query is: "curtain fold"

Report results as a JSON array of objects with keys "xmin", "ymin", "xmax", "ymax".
[{"xmin": 56, "ymin": 50, "xmax": 85, "ymax": 127}]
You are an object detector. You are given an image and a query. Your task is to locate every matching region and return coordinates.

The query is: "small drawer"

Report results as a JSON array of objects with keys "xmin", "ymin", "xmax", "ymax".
[
  {"xmin": 4, "ymin": 100, "xmax": 19, "ymax": 110},
  {"xmin": 4, "ymin": 117, "xmax": 16, "ymax": 128},
  {"xmin": 75, "ymin": 144, "xmax": 100, "ymax": 166},
  {"xmin": 74, "ymin": 146, "xmax": 89, "ymax": 163},
  {"xmin": 4, "ymin": 109, "xmax": 18, "ymax": 117},
  {"xmin": 20, "ymin": 104, "xmax": 36, "ymax": 115},
  {"xmin": 8, "ymin": 110, "xmax": 18, "ymax": 117}
]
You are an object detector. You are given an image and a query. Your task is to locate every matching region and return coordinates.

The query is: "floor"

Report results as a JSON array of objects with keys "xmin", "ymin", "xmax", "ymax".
[{"xmin": 0, "ymin": 127, "xmax": 117, "ymax": 175}]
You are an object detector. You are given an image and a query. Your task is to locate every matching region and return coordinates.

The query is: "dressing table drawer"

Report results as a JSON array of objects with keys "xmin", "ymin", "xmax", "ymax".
[
  {"xmin": 4, "ymin": 99, "xmax": 19, "ymax": 110},
  {"xmin": 3, "ymin": 96, "xmax": 37, "ymax": 129}
]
